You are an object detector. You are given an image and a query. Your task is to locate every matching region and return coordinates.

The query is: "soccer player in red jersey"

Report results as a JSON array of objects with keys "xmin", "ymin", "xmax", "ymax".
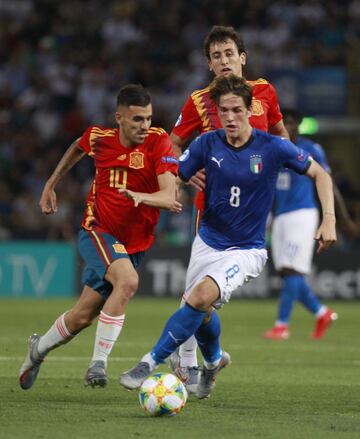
[
  {"xmin": 19, "ymin": 84, "xmax": 181, "ymax": 390},
  {"xmin": 169, "ymin": 26, "xmax": 289, "ymax": 392}
]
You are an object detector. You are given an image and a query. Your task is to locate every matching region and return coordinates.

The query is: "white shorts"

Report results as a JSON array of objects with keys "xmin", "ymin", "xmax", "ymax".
[
  {"xmin": 183, "ymin": 235, "xmax": 267, "ymax": 307},
  {"xmin": 271, "ymin": 208, "xmax": 319, "ymax": 274}
]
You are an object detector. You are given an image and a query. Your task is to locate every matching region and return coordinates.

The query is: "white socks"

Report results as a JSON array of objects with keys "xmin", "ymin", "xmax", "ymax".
[
  {"xmin": 203, "ymin": 355, "xmax": 221, "ymax": 370},
  {"xmin": 141, "ymin": 352, "xmax": 158, "ymax": 369},
  {"xmin": 316, "ymin": 306, "xmax": 327, "ymax": 319},
  {"xmin": 37, "ymin": 312, "xmax": 73, "ymax": 355},
  {"xmin": 177, "ymin": 296, "xmax": 199, "ymax": 368},
  {"xmin": 179, "ymin": 336, "xmax": 199, "ymax": 368},
  {"xmin": 90, "ymin": 311, "xmax": 125, "ymax": 364}
]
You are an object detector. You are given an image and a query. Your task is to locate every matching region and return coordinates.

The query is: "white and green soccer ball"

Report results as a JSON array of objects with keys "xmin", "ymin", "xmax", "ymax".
[{"xmin": 139, "ymin": 372, "xmax": 188, "ymax": 416}]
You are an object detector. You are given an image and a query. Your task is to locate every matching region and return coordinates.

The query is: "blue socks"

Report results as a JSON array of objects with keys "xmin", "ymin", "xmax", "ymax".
[
  {"xmin": 278, "ymin": 274, "xmax": 321, "ymax": 324},
  {"xmin": 151, "ymin": 303, "xmax": 206, "ymax": 364},
  {"xmin": 195, "ymin": 310, "xmax": 222, "ymax": 363},
  {"xmin": 297, "ymin": 278, "xmax": 322, "ymax": 314}
]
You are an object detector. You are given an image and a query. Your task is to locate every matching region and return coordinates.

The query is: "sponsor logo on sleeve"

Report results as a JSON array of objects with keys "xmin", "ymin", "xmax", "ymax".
[
  {"xmin": 296, "ymin": 148, "xmax": 306, "ymax": 162},
  {"xmin": 179, "ymin": 149, "xmax": 190, "ymax": 162},
  {"xmin": 161, "ymin": 156, "xmax": 178, "ymax": 164}
]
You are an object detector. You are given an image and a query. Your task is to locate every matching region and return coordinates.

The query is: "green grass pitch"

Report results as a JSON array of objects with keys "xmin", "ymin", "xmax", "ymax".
[{"xmin": 1, "ymin": 297, "xmax": 359, "ymax": 439}]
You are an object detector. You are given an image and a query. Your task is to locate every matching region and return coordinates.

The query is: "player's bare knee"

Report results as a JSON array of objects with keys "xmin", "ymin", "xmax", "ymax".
[
  {"xmin": 112, "ymin": 275, "xmax": 139, "ymax": 301},
  {"xmin": 188, "ymin": 284, "xmax": 213, "ymax": 310}
]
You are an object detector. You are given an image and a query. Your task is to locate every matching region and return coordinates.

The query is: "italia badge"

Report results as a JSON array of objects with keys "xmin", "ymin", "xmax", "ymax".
[{"xmin": 250, "ymin": 155, "xmax": 262, "ymax": 174}]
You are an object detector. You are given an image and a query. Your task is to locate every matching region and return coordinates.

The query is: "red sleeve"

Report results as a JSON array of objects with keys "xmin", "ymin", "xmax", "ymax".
[
  {"xmin": 267, "ymin": 83, "xmax": 283, "ymax": 128},
  {"xmin": 171, "ymin": 96, "xmax": 202, "ymax": 140},
  {"xmin": 77, "ymin": 126, "xmax": 93, "ymax": 154},
  {"xmin": 152, "ymin": 133, "xmax": 179, "ymax": 176}
]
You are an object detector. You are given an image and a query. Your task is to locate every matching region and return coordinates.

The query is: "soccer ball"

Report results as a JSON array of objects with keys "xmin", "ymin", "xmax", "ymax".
[{"xmin": 139, "ymin": 372, "xmax": 188, "ymax": 416}]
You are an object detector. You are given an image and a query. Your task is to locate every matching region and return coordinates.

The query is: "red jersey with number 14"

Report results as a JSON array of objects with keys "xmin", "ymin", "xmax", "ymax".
[
  {"xmin": 78, "ymin": 126, "xmax": 178, "ymax": 254},
  {"xmin": 172, "ymin": 78, "xmax": 283, "ymax": 210}
]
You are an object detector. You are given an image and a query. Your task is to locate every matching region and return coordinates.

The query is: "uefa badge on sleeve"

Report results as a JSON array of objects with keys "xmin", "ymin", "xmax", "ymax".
[{"xmin": 250, "ymin": 155, "xmax": 262, "ymax": 174}]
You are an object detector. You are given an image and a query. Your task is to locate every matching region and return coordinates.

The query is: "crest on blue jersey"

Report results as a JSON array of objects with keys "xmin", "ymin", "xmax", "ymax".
[{"xmin": 250, "ymin": 155, "xmax": 262, "ymax": 174}]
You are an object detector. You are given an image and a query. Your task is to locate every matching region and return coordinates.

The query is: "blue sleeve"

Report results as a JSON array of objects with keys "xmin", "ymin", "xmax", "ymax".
[
  {"xmin": 273, "ymin": 138, "xmax": 312, "ymax": 174},
  {"xmin": 311, "ymin": 143, "xmax": 331, "ymax": 173},
  {"xmin": 178, "ymin": 135, "xmax": 206, "ymax": 182}
]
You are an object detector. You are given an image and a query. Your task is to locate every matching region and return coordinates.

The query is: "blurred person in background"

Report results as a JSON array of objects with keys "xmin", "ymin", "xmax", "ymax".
[
  {"xmin": 19, "ymin": 84, "xmax": 181, "ymax": 390},
  {"xmin": 264, "ymin": 109, "xmax": 358, "ymax": 340}
]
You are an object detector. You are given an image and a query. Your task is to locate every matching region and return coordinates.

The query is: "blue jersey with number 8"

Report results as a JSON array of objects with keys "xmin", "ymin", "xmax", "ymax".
[{"xmin": 179, "ymin": 129, "xmax": 311, "ymax": 250}]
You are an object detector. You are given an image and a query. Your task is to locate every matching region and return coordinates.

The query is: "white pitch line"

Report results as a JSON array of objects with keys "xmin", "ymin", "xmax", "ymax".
[
  {"xmin": 0, "ymin": 356, "xmax": 137, "ymax": 362},
  {"xmin": 228, "ymin": 344, "xmax": 360, "ymax": 352},
  {"xmin": 2, "ymin": 356, "xmax": 360, "ymax": 366}
]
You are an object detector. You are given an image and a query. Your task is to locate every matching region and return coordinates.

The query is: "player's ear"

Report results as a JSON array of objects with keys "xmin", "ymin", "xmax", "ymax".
[
  {"xmin": 240, "ymin": 52, "xmax": 246, "ymax": 66},
  {"xmin": 247, "ymin": 106, "xmax": 252, "ymax": 118},
  {"xmin": 115, "ymin": 111, "xmax": 122, "ymax": 125},
  {"xmin": 208, "ymin": 60, "xmax": 213, "ymax": 72}
]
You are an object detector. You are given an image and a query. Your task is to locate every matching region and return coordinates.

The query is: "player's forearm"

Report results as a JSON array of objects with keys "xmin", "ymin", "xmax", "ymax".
[
  {"xmin": 315, "ymin": 171, "xmax": 336, "ymax": 220},
  {"xmin": 269, "ymin": 120, "xmax": 290, "ymax": 140},
  {"xmin": 136, "ymin": 189, "xmax": 176, "ymax": 210},
  {"xmin": 46, "ymin": 140, "xmax": 85, "ymax": 188},
  {"xmin": 170, "ymin": 133, "xmax": 187, "ymax": 158}
]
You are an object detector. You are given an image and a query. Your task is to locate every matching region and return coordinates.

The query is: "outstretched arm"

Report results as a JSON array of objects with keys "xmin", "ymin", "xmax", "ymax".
[
  {"xmin": 306, "ymin": 160, "xmax": 337, "ymax": 253},
  {"xmin": 119, "ymin": 171, "xmax": 182, "ymax": 213},
  {"xmin": 39, "ymin": 139, "xmax": 86, "ymax": 214}
]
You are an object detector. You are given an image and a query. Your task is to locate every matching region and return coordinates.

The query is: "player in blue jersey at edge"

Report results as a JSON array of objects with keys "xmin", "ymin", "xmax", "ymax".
[
  {"xmin": 119, "ymin": 75, "xmax": 337, "ymax": 399},
  {"xmin": 264, "ymin": 109, "xmax": 358, "ymax": 340}
]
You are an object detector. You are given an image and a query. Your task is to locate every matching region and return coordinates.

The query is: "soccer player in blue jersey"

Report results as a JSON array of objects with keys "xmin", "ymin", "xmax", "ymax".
[
  {"xmin": 119, "ymin": 75, "xmax": 337, "ymax": 399},
  {"xmin": 264, "ymin": 109, "xmax": 357, "ymax": 340}
]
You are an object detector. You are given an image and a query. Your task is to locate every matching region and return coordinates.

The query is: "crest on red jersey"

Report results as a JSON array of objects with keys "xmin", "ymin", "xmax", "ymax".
[
  {"xmin": 129, "ymin": 152, "xmax": 144, "ymax": 169},
  {"xmin": 251, "ymin": 99, "xmax": 264, "ymax": 116}
]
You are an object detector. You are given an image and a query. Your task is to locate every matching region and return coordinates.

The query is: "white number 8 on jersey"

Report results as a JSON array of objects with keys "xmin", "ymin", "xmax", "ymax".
[{"xmin": 229, "ymin": 186, "xmax": 241, "ymax": 207}]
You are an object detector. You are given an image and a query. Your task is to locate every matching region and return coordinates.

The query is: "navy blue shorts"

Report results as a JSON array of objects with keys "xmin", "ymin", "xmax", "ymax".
[{"xmin": 78, "ymin": 228, "xmax": 144, "ymax": 300}]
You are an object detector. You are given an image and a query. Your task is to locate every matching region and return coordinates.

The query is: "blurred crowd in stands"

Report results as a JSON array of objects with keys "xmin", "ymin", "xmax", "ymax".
[{"xmin": 0, "ymin": 0, "xmax": 359, "ymax": 246}]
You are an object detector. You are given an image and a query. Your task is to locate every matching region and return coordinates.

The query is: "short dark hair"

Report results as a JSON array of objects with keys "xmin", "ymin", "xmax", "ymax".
[
  {"xmin": 282, "ymin": 108, "xmax": 303, "ymax": 124},
  {"xmin": 204, "ymin": 25, "xmax": 246, "ymax": 60},
  {"xmin": 116, "ymin": 84, "xmax": 151, "ymax": 107},
  {"xmin": 209, "ymin": 74, "xmax": 252, "ymax": 108}
]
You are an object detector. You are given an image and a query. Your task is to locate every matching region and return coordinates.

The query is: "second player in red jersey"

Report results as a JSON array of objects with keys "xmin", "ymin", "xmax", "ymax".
[
  {"xmin": 171, "ymin": 27, "xmax": 288, "ymax": 223},
  {"xmin": 172, "ymin": 78, "xmax": 282, "ymax": 140},
  {"xmin": 172, "ymin": 79, "xmax": 285, "ymax": 215}
]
